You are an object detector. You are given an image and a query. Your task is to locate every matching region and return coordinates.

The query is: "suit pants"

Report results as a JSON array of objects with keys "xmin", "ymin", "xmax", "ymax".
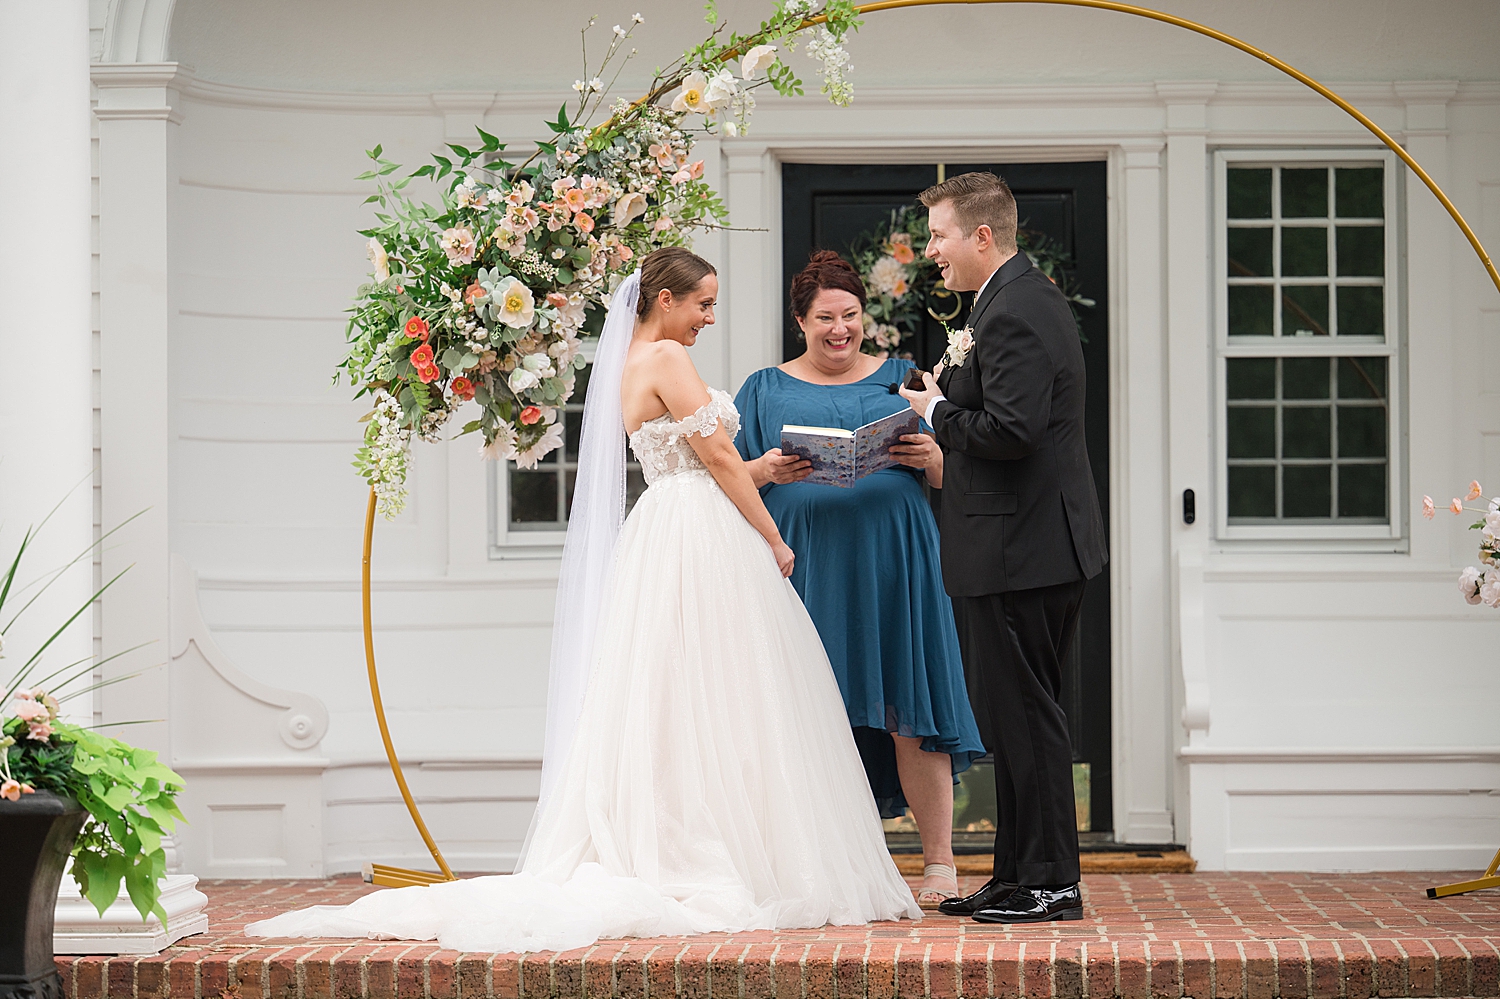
[{"xmin": 953, "ymin": 579, "xmax": 1087, "ymax": 886}]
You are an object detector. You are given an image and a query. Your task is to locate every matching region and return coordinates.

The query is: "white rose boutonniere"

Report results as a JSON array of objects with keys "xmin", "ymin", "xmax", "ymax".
[{"xmin": 942, "ymin": 324, "xmax": 975, "ymax": 369}]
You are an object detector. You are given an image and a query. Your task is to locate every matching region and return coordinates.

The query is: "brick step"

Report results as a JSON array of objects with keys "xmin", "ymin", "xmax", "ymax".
[{"xmin": 52, "ymin": 872, "xmax": 1500, "ymax": 999}]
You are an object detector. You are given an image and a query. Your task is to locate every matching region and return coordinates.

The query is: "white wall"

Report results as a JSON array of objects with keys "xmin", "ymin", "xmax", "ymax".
[{"xmin": 85, "ymin": 0, "xmax": 1500, "ymax": 874}]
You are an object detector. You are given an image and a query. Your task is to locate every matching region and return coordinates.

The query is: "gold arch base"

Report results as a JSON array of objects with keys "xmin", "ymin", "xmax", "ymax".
[{"xmin": 359, "ymin": 0, "xmax": 1500, "ymax": 895}]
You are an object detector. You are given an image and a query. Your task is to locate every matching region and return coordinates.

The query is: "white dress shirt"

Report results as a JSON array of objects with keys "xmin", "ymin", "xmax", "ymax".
[{"xmin": 923, "ymin": 262, "xmax": 1003, "ymax": 425}]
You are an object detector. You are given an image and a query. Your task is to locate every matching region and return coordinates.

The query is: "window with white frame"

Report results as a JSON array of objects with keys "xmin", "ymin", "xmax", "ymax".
[
  {"xmin": 1215, "ymin": 150, "xmax": 1402, "ymax": 540},
  {"xmin": 489, "ymin": 357, "xmax": 647, "ymax": 556}
]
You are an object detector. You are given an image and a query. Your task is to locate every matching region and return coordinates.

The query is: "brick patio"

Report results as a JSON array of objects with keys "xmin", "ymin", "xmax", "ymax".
[{"xmin": 55, "ymin": 872, "xmax": 1500, "ymax": 999}]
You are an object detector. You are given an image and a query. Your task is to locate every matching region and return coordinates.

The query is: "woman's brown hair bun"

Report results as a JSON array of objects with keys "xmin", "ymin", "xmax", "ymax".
[
  {"xmin": 789, "ymin": 249, "xmax": 866, "ymax": 320},
  {"xmin": 637, "ymin": 246, "xmax": 717, "ymax": 319}
]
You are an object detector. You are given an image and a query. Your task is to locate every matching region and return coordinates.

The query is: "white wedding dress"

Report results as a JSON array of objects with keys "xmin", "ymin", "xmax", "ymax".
[{"xmin": 246, "ymin": 388, "xmax": 919, "ymax": 953}]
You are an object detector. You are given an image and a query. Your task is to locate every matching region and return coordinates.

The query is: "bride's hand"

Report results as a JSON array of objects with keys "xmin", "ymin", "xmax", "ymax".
[{"xmin": 771, "ymin": 539, "xmax": 795, "ymax": 578}]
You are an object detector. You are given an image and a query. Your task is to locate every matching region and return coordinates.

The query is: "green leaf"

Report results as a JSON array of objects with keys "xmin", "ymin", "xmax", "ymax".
[
  {"xmin": 475, "ymin": 128, "xmax": 502, "ymax": 151},
  {"xmin": 446, "ymin": 144, "xmax": 473, "ymax": 161}
]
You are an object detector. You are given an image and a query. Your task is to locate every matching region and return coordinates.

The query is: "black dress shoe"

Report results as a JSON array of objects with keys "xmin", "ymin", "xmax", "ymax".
[
  {"xmin": 971, "ymin": 884, "xmax": 1083, "ymax": 923},
  {"xmin": 936, "ymin": 876, "xmax": 1020, "ymax": 916}
]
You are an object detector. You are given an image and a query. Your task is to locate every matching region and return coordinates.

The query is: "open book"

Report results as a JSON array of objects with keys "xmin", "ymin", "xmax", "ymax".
[{"xmin": 779, "ymin": 408, "xmax": 920, "ymax": 488}]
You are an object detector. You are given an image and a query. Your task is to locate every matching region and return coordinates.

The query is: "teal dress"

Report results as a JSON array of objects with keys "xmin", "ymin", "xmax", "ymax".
[{"xmin": 734, "ymin": 358, "xmax": 986, "ymax": 817}]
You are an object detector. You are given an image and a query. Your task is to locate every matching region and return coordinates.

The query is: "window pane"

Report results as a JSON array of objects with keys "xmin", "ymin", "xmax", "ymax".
[
  {"xmin": 1282, "ymin": 407, "xmax": 1331, "ymax": 458},
  {"xmin": 1338, "ymin": 405, "xmax": 1387, "ymax": 458},
  {"xmin": 1338, "ymin": 464, "xmax": 1387, "ymax": 518},
  {"xmin": 1338, "ymin": 356, "xmax": 1387, "ymax": 399},
  {"xmin": 1228, "ymin": 285, "xmax": 1274, "ymax": 337},
  {"xmin": 1336, "ymin": 286, "xmax": 1384, "ymax": 338},
  {"xmin": 1281, "ymin": 226, "xmax": 1328, "ymax": 276},
  {"xmin": 1282, "ymin": 285, "xmax": 1329, "ymax": 337},
  {"xmin": 1227, "ymin": 407, "xmax": 1275, "ymax": 458},
  {"xmin": 564, "ymin": 411, "xmax": 583, "ymax": 461},
  {"xmin": 1282, "ymin": 357, "xmax": 1331, "ymax": 399},
  {"xmin": 1227, "ymin": 227, "xmax": 1272, "ymax": 277},
  {"xmin": 1336, "ymin": 167, "xmax": 1383, "ymax": 218},
  {"xmin": 626, "ymin": 468, "xmax": 648, "ymax": 508},
  {"xmin": 510, "ymin": 471, "xmax": 559, "ymax": 524},
  {"xmin": 1283, "ymin": 464, "xmax": 1332, "ymax": 518},
  {"xmin": 1227, "ymin": 358, "xmax": 1276, "ymax": 399},
  {"xmin": 1336, "ymin": 225, "xmax": 1384, "ymax": 276},
  {"xmin": 1228, "ymin": 466, "xmax": 1276, "ymax": 518},
  {"xmin": 1228, "ymin": 168, "xmax": 1272, "ymax": 219},
  {"xmin": 1281, "ymin": 167, "xmax": 1328, "ymax": 218}
]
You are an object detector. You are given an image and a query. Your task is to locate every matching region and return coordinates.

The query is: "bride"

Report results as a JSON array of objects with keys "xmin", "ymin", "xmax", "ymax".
[{"xmin": 246, "ymin": 247, "xmax": 919, "ymax": 952}]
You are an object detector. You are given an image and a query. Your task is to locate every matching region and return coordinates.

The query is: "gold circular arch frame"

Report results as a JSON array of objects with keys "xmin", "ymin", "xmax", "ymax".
[{"xmin": 360, "ymin": 0, "xmax": 1499, "ymax": 889}]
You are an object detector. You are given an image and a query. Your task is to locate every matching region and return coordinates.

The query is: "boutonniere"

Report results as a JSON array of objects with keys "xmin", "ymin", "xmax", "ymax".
[{"xmin": 942, "ymin": 324, "xmax": 975, "ymax": 369}]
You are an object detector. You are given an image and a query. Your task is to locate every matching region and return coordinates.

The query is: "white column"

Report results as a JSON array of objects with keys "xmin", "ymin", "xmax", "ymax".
[
  {"xmin": 1395, "ymin": 83, "xmax": 1458, "ymax": 565},
  {"xmin": 724, "ymin": 143, "xmax": 777, "ymax": 391},
  {"xmin": 92, "ymin": 63, "xmax": 184, "ymax": 757},
  {"xmin": 0, "ymin": 2, "xmax": 95, "ymax": 710},
  {"xmin": 1113, "ymin": 140, "xmax": 1175, "ymax": 844}
]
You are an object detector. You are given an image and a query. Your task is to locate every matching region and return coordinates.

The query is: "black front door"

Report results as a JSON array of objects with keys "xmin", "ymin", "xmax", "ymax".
[{"xmin": 780, "ymin": 160, "xmax": 1114, "ymax": 835}]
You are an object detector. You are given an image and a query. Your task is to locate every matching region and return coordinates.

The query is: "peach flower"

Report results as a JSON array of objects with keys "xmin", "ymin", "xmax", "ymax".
[
  {"xmin": 1451, "ymin": 498, "xmax": 1465, "ymax": 515},
  {"xmin": 1422, "ymin": 495, "xmax": 1435, "ymax": 520},
  {"xmin": 573, "ymin": 211, "xmax": 595, "ymax": 234},
  {"xmin": 520, "ymin": 406, "xmax": 543, "ymax": 426},
  {"xmin": 1468, "ymin": 481, "xmax": 1484, "ymax": 501}
]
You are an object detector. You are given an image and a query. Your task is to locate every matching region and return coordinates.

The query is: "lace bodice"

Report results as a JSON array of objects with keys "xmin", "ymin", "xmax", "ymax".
[{"xmin": 628, "ymin": 388, "xmax": 741, "ymax": 486}]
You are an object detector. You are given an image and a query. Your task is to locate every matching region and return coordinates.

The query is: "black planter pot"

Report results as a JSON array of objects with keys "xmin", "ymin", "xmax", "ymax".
[{"xmin": 0, "ymin": 791, "xmax": 87, "ymax": 999}]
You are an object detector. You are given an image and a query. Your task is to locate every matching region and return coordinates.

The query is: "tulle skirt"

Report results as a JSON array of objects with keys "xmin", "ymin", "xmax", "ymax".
[{"xmin": 245, "ymin": 467, "xmax": 919, "ymax": 952}]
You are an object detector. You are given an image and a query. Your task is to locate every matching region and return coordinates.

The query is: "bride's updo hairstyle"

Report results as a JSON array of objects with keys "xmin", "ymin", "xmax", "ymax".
[
  {"xmin": 636, "ymin": 246, "xmax": 717, "ymax": 319},
  {"xmin": 789, "ymin": 249, "xmax": 866, "ymax": 325}
]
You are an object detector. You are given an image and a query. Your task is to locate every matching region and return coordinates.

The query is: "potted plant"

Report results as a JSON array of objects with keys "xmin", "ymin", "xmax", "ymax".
[{"xmin": 0, "ymin": 518, "xmax": 185, "ymax": 998}]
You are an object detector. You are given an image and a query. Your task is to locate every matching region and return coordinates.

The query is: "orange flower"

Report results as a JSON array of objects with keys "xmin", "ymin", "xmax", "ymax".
[
  {"xmin": 451, "ymin": 376, "xmax": 475, "ymax": 401},
  {"xmin": 888, "ymin": 242, "xmax": 915, "ymax": 265},
  {"xmin": 573, "ymin": 211, "xmax": 595, "ymax": 234},
  {"xmin": 464, "ymin": 283, "xmax": 485, "ymax": 306},
  {"xmin": 520, "ymin": 405, "xmax": 543, "ymax": 425},
  {"xmin": 404, "ymin": 316, "xmax": 430, "ymax": 339},
  {"xmin": 416, "ymin": 364, "xmax": 439, "ymax": 384},
  {"xmin": 410, "ymin": 343, "xmax": 434, "ymax": 367}
]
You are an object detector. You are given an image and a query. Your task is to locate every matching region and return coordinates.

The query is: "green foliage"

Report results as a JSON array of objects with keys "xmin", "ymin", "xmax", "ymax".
[
  {"xmin": 846, "ymin": 204, "xmax": 1095, "ymax": 356},
  {"xmin": 1, "ymin": 506, "xmax": 183, "ymax": 928}
]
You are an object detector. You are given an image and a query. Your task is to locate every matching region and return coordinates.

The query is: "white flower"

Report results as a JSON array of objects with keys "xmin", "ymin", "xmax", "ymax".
[
  {"xmin": 550, "ymin": 332, "xmax": 583, "ymax": 369},
  {"xmin": 867, "ymin": 255, "xmax": 905, "ymax": 296},
  {"xmin": 440, "ymin": 226, "xmax": 476, "ymax": 265},
  {"xmin": 509, "ymin": 367, "xmax": 541, "ymax": 394},
  {"xmin": 572, "ymin": 80, "xmax": 588, "ymax": 93},
  {"xmin": 721, "ymin": 121, "xmax": 739, "ymax": 137},
  {"xmin": 454, "ymin": 178, "xmax": 487, "ymax": 209},
  {"xmin": 804, "ymin": 25, "xmax": 854, "ymax": 106},
  {"xmin": 515, "ymin": 424, "xmax": 565, "ymax": 470},
  {"xmin": 672, "ymin": 72, "xmax": 711, "ymax": 115},
  {"xmin": 480, "ymin": 423, "xmax": 519, "ymax": 461},
  {"xmin": 1483, "ymin": 567, "xmax": 1500, "ymax": 608},
  {"xmin": 589, "ymin": 78, "xmax": 603, "ymax": 93},
  {"xmin": 366, "ymin": 237, "xmax": 390, "ymax": 282},
  {"xmin": 702, "ymin": 69, "xmax": 738, "ymax": 111},
  {"xmin": 741, "ymin": 44, "xmax": 777, "ymax": 80},
  {"xmin": 943, "ymin": 325, "xmax": 975, "ymax": 368},
  {"xmin": 494, "ymin": 276, "xmax": 536, "ymax": 328},
  {"xmin": 614, "ymin": 191, "xmax": 648, "ymax": 225},
  {"xmin": 1460, "ymin": 565, "xmax": 1484, "ymax": 605},
  {"xmin": 520, "ymin": 352, "xmax": 555, "ymax": 378},
  {"xmin": 631, "ymin": 12, "xmax": 644, "ymax": 23}
]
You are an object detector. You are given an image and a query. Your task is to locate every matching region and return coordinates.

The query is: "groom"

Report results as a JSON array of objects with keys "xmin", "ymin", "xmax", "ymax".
[{"xmin": 901, "ymin": 171, "xmax": 1108, "ymax": 923}]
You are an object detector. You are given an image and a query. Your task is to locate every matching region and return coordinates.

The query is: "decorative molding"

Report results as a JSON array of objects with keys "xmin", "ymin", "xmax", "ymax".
[
  {"xmin": 160, "ymin": 75, "xmax": 1500, "ymax": 119},
  {"xmin": 91, "ymin": 62, "xmax": 191, "ymax": 125},
  {"xmin": 1181, "ymin": 746, "xmax": 1500, "ymax": 763},
  {"xmin": 171, "ymin": 555, "xmax": 329, "ymax": 751},
  {"xmin": 54, "ymin": 873, "xmax": 207, "ymax": 955},
  {"xmin": 99, "ymin": 0, "xmax": 178, "ymax": 65}
]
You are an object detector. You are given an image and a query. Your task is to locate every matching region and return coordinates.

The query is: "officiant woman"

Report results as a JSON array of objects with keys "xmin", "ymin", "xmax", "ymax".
[{"xmin": 734, "ymin": 250, "xmax": 986, "ymax": 908}]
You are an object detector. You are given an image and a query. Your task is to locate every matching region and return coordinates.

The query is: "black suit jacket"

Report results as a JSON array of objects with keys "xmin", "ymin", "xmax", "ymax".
[{"xmin": 931, "ymin": 252, "xmax": 1108, "ymax": 596}]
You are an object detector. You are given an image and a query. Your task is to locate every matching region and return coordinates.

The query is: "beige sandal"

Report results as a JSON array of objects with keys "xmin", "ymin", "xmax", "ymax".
[{"xmin": 916, "ymin": 862, "xmax": 959, "ymax": 910}]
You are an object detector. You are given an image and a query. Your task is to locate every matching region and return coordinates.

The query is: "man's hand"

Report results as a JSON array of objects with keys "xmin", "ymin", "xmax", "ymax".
[{"xmin": 898, "ymin": 368, "xmax": 943, "ymax": 420}]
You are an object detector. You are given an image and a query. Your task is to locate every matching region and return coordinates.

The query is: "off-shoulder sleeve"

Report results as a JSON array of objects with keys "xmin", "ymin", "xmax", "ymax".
[{"xmin": 669, "ymin": 388, "xmax": 740, "ymax": 443}]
